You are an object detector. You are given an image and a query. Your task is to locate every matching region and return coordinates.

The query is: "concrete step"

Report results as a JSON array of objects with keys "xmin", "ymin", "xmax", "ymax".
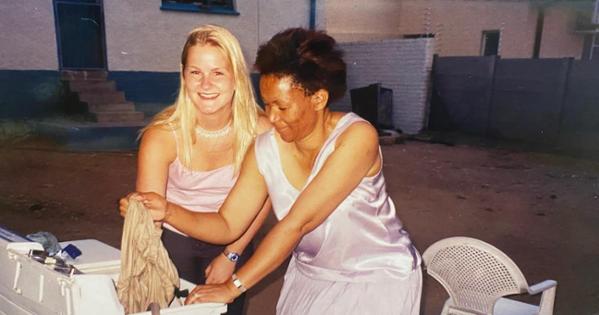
[
  {"xmin": 60, "ymin": 70, "xmax": 143, "ymax": 125},
  {"xmin": 61, "ymin": 70, "xmax": 108, "ymax": 81},
  {"xmin": 87, "ymin": 102, "xmax": 136, "ymax": 113},
  {"xmin": 79, "ymin": 91, "xmax": 126, "ymax": 105},
  {"xmin": 68, "ymin": 80, "xmax": 116, "ymax": 93},
  {"xmin": 92, "ymin": 111, "xmax": 145, "ymax": 123}
]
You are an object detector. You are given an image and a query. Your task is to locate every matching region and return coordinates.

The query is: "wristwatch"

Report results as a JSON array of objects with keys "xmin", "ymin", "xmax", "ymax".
[
  {"xmin": 222, "ymin": 249, "xmax": 240, "ymax": 263},
  {"xmin": 231, "ymin": 273, "xmax": 247, "ymax": 293}
]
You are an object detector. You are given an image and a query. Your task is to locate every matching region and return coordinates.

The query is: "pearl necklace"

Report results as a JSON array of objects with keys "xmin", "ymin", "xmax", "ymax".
[{"xmin": 195, "ymin": 121, "xmax": 232, "ymax": 138}]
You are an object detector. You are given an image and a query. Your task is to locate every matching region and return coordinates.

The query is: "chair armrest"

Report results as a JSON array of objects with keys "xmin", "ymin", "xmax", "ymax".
[{"xmin": 527, "ymin": 279, "xmax": 557, "ymax": 295}]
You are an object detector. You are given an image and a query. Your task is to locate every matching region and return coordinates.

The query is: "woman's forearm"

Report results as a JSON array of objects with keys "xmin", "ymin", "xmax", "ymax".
[
  {"xmin": 164, "ymin": 201, "xmax": 238, "ymax": 244},
  {"xmin": 232, "ymin": 218, "xmax": 303, "ymax": 291},
  {"xmin": 159, "ymin": 144, "xmax": 270, "ymax": 248},
  {"xmin": 225, "ymin": 199, "xmax": 272, "ymax": 254}
]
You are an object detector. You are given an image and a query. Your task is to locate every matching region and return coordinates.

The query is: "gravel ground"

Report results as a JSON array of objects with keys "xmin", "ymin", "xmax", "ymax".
[{"xmin": 1, "ymin": 136, "xmax": 598, "ymax": 315}]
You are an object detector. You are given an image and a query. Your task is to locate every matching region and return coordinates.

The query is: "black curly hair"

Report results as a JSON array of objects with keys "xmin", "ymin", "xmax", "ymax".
[{"xmin": 255, "ymin": 28, "xmax": 347, "ymax": 103}]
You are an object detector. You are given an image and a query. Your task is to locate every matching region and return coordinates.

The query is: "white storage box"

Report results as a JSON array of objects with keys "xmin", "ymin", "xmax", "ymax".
[{"xmin": 0, "ymin": 229, "xmax": 226, "ymax": 315}]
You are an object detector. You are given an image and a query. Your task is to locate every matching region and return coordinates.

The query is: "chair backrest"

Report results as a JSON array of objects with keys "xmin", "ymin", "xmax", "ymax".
[{"xmin": 422, "ymin": 237, "xmax": 530, "ymax": 315}]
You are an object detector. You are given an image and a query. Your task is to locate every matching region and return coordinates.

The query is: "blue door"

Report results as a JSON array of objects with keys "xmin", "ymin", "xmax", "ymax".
[{"xmin": 53, "ymin": 0, "xmax": 107, "ymax": 70}]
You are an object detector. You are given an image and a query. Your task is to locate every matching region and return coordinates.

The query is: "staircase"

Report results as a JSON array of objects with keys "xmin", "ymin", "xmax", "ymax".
[
  {"xmin": 35, "ymin": 70, "xmax": 147, "ymax": 150},
  {"xmin": 61, "ymin": 70, "xmax": 144, "ymax": 123}
]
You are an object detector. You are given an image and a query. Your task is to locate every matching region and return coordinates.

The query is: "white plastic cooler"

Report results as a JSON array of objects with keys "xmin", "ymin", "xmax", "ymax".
[{"xmin": 0, "ymin": 228, "xmax": 226, "ymax": 315}]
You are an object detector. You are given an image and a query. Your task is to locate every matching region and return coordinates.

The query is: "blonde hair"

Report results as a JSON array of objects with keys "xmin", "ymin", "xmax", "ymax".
[{"xmin": 143, "ymin": 25, "xmax": 262, "ymax": 173}]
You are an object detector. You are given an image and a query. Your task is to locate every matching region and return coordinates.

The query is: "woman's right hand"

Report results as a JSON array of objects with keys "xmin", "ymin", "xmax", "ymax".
[
  {"xmin": 119, "ymin": 192, "xmax": 168, "ymax": 222},
  {"xmin": 205, "ymin": 252, "xmax": 236, "ymax": 284},
  {"xmin": 137, "ymin": 192, "xmax": 169, "ymax": 221},
  {"xmin": 118, "ymin": 192, "xmax": 138, "ymax": 218}
]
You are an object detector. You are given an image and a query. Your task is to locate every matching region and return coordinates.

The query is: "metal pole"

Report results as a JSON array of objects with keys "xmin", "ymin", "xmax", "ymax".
[{"xmin": 309, "ymin": 0, "xmax": 316, "ymax": 30}]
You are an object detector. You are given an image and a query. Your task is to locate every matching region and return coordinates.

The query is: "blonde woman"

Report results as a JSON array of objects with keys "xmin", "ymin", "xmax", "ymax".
[{"xmin": 122, "ymin": 25, "xmax": 271, "ymax": 315}]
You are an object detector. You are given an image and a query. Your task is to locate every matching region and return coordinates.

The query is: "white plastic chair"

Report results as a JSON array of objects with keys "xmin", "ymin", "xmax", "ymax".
[{"xmin": 422, "ymin": 237, "xmax": 557, "ymax": 315}]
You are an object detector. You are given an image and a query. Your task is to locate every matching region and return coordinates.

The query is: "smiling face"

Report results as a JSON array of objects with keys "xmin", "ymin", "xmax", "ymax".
[
  {"xmin": 183, "ymin": 44, "xmax": 235, "ymax": 117},
  {"xmin": 260, "ymin": 74, "xmax": 322, "ymax": 143}
]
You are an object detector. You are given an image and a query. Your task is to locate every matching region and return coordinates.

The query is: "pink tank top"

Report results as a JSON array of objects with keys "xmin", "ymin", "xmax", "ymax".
[
  {"xmin": 164, "ymin": 127, "xmax": 237, "ymax": 235},
  {"xmin": 254, "ymin": 112, "xmax": 420, "ymax": 283}
]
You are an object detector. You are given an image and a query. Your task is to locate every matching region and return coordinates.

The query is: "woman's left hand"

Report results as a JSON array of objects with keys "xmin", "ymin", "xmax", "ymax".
[
  {"xmin": 205, "ymin": 253, "xmax": 236, "ymax": 284},
  {"xmin": 185, "ymin": 282, "xmax": 239, "ymax": 305}
]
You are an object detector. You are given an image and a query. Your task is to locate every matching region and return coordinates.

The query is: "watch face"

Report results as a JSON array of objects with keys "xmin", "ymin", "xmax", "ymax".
[{"xmin": 227, "ymin": 252, "xmax": 239, "ymax": 262}]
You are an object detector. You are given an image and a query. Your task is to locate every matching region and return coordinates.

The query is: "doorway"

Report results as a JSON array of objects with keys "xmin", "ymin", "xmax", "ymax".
[{"xmin": 53, "ymin": 0, "xmax": 107, "ymax": 70}]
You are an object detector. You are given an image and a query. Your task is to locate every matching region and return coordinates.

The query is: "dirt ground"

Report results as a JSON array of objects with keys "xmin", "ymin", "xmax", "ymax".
[{"xmin": 1, "ymin": 135, "xmax": 598, "ymax": 315}]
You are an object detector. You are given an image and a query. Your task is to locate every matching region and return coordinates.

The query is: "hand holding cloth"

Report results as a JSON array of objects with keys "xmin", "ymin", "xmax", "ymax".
[{"xmin": 117, "ymin": 198, "xmax": 179, "ymax": 313}]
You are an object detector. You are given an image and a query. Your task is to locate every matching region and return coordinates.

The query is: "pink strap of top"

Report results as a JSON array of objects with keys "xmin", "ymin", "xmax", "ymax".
[{"xmin": 163, "ymin": 122, "xmax": 237, "ymax": 235}]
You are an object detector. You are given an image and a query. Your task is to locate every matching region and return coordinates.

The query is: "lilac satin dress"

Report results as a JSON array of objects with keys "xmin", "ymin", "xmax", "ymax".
[{"xmin": 254, "ymin": 113, "xmax": 422, "ymax": 315}]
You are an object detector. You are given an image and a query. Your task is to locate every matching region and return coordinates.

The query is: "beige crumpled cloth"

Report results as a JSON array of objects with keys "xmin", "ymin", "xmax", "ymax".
[{"xmin": 117, "ymin": 198, "xmax": 180, "ymax": 314}]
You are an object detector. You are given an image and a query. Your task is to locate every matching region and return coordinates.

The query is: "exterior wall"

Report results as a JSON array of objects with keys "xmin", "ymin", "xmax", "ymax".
[
  {"xmin": 0, "ymin": 1, "xmax": 310, "ymax": 72},
  {"xmin": 540, "ymin": 4, "xmax": 586, "ymax": 58},
  {"xmin": 0, "ymin": 2, "xmax": 58, "ymax": 70},
  {"xmin": 104, "ymin": 0, "xmax": 310, "ymax": 72},
  {"xmin": 396, "ymin": 0, "xmax": 538, "ymax": 58},
  {"xmin": 321, "ymin": 0, "xmax": 590, "ymax": 58},
  {"xmin": 0, "ymin": 1, "xmax": 589, "ymax": 69},
  {"xmin": 335, "ymin": 39, "xmax": 434, "ymax": 134},
  {"xmin": 257, "ymin": 0, "xmax": 311, "ymax": 48},
  {"xmin": 321, "ymin": 0, "xmax": 403, "ymax": 42},
  {"xmin": 1, "ymin": 1, "xmax": 590, "ymax": 119},
  {"xmin": 100, "ymin": 0, "xmax": 310, "ymax": 113},
  {"xmin": 0, "ymin": 1, "xmax": 310, "ymax": 118},
  {"xmin": 0, "ymin": 1, "xmax": 591, "ymax": 69}
]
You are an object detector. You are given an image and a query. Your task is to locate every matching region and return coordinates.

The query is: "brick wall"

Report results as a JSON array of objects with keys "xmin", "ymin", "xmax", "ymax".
[{"xmin": 334, "ymin": 38, "xmax": 434, "ymax": 134}]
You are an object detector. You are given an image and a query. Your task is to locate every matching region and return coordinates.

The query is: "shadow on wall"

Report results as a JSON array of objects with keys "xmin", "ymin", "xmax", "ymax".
[{"xmin": 0, "ymin": 70, "xmax": 79, "ymax": 119}]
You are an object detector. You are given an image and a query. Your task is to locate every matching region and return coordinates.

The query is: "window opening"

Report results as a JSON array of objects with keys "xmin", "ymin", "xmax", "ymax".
[{"xmin": 481, "ymin": 30, "xmax": 500, "ymax": 56}]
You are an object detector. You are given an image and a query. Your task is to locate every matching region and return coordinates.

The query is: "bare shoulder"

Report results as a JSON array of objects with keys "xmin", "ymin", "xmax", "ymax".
[
  {"xmin": 142, "ymin": 124, "xmax": 173, "ymax": 144},
  {"xmin": 337, "ymin": 117, "xmax": 378, "ymax": 148},
  {"xmin": 256, "ymin": 114, "xmax": 273, "ymax": 135},
  {"xmin": 334, "ymin": 115, "xmax": 381, "ymax": 176},
  {"xmin": 139, "ymin": 124, "xmax": 177, "ymax": 160}
]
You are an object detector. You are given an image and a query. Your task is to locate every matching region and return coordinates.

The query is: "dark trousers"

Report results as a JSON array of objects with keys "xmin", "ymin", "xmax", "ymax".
[{"xmin": 162, "ymin": 229, "xmax": 253, "ymax": 315}]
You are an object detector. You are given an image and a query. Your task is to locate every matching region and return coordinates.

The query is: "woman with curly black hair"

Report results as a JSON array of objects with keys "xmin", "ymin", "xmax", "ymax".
[{"xmin": 122, "ymin": 27, "xmax": 422, "ymax": 314}]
